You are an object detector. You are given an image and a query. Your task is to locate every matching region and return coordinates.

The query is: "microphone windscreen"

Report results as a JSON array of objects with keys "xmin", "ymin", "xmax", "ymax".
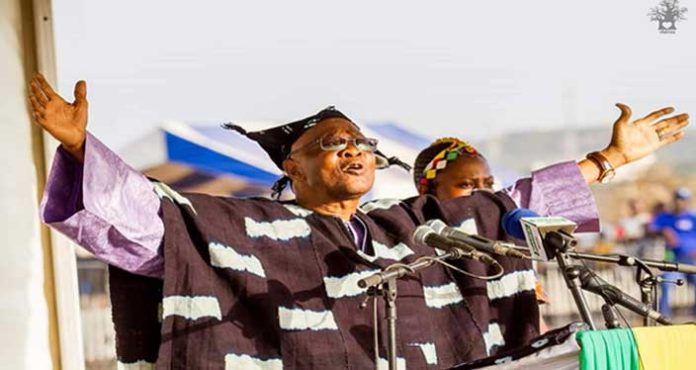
[
  {"xmin": 425, "ymin": 219, "xmax": 447, "ymax": 234},
  {"xmin": 413, "ymin": 225, "xmax": 436, "ymax": 244},
  {"xmin": 501, "ymin": 208, "xmax": 539, "ymax": 239}
]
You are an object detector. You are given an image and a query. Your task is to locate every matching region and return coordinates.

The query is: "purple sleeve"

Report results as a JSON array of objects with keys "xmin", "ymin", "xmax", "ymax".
[
  {"xmin": 504, "ymin": 161, "xmax": 600, "ymax": 232},
  {"xmin": 40, "ymin": 133, "xmax": 164, "ymax": 278}
]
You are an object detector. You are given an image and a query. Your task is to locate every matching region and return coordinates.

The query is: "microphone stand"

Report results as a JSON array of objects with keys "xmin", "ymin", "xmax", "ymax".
[
  {"xmin": 576, "ymin": 265, "xmax": 673, "ymax": 326},
  {"xmin": 513, "ymin": 243, "xmax": 694, "ymax": 326},
  {"xmin": 632, "ymin": 258, "xmax": 663, "ymax": 327},
  {"xmin": 384, "ymin": 277, "xmax": 397, "ymax": 370},
  {"xmin": 564, "ymin": 252, "xmax": 686, "ymax": 326},
  {"xmin": 565, "ymin": 251, "xmax": 696, "ymax": 274},
  {"xmin": 635, "ymin": 262, "xmax": 658, "ymax": 327},
  {"xmin": 601, "ymin": 301, "xmax": 622, "ymax": 329},
  {"xmin": 358, "ymin": 249, "xmax": 468, "ymax": 370},
  {"xmin": 543, "ymin": 231, "xmax": 597, "ymax": 329}
]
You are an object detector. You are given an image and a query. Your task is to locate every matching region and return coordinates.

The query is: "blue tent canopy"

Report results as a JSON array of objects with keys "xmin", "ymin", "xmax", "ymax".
[
  {"xmin": 124, "ymin": 120, "xmax": 521, "ymax": 198},
  {"xmin": 164, "ymin": 127, "xmax": 280, "ymax": 186}
]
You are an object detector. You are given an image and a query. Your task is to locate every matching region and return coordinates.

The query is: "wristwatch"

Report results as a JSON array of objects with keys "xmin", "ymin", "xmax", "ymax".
[{"xmin": 586, "ymin": 151, "xmax": 616, "ymax": 184}]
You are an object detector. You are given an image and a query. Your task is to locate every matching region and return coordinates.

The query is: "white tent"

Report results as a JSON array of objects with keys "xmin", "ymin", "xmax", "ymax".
[{"xmin": 1, "ymin": 0, "xmax": 78, "ymax": 369}]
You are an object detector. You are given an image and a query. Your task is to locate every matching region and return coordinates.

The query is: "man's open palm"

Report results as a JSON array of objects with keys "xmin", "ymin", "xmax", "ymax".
[{"xmin": 29, "ymin": 73, "xmax": 88, "ymax": 153}]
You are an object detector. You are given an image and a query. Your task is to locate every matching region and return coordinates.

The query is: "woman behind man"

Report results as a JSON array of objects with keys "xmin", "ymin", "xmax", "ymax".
[
  {"xmin": 413, "ymin": 138, "xmax": 552, "ymax": 332},
  {"xmin": 413, "ymin": 138, "xmax": 495, "ymax": 199},
  {"xmin": 409, "ymin": 131, "xmax": 662, "ymax": 335},
  {"xmin": 410, "ymin": 117, "xmax": 685, "ymax": 340}
]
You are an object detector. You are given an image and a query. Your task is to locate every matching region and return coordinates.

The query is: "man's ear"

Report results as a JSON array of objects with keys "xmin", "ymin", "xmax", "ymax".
[{"xmin": 283, "ymin": 158, "xmax": 306, "ymax": 183}]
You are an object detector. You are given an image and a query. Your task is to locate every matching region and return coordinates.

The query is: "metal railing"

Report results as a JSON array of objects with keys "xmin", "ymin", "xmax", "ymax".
[{"xmin": 538, "ymin": 263, "xmax": 695, "ymax": 322}]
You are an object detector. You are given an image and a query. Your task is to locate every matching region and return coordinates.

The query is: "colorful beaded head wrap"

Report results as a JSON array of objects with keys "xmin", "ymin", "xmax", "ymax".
[{"xmin": 412, "ymin": 137, "xmax": 482, "ymax": 194}]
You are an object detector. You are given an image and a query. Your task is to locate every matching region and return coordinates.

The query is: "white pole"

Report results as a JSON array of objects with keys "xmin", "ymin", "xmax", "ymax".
[
  {"xmin": 32, "ymin": 0, "xmax": 85, "ymax": 369},
  {"xmin": 0, "ymin": 0, "xmax": 67, "ymax": 368}
]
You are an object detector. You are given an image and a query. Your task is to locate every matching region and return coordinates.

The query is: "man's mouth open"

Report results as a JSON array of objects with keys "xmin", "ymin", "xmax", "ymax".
[{"xmin": 341, "ymin": 162, "xmax": 365, "ymax": 175}]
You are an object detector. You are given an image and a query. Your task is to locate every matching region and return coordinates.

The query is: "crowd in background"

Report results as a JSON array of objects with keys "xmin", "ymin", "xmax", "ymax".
[{"xmin": 590, "ymin": 187, "xmax": 696, "ymax": 316}]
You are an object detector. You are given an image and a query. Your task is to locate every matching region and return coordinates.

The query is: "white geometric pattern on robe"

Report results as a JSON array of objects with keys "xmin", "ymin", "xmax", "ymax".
[
  {"xmin": 357, "ymin": 241, "xmax": 415, "ymax": 262},
  {"xmin": 323, "ymin": 269, "xmax": 380, "ymax": 298},
  {"xmin": 208, "ymin": 241, "xmax": 266, "ymax": 278},
  {"xmin": 486, "ymin": 269, "xmax": 537, "ymax": 300},
  {"xmin": 117, "ymin": 360, "xmax": 155, "ymax": 370},
  {"xmin": 283, "ymin": 204, "xmax": 313, "ymax": 217},
  {"xmin": 456, "ymin": 219, "xmax": 510, "ymax": 355},
  {"xmin": 457, "ymin": 218, "xmax": 478, "ymax": 235},
  {"xmin": 422, "ymin": 282, "xmax": 464, "ymax": 308},
  {"xmin": 360, "ymin": 199, "xmax": 402, "ymax": 213},
  {"xmin": 278, "ymin": 307, "xmax": 338, "ymax": 331},
  {"xmin": 409, "ymin": 342, "xmax": 438, "ymax": 365},
  {"xmin": 162, "ymin": 295, "xmax": 222, "ymax": 320},
  {"xmin": 377, "ymin": 357, "xmax": 407, "ymax": 370},
  {"xmin": 483, "ymin": 322, "xmax": 505, "ymax": 355},
  {"xmin": 224, "ymin": 353, "xmax": 284, "ymax": 370},
  {"xmin": 356, "ymin": 250, "xmax": 379, "ymax": 262},
  {"xmin": 149, "ymin": 186, "xmax": 540, "ymax": 368},
  {"xmin": 152, "ymin": 182, "xmax": 196, "ymax": 214},
  {"xmin": 245, "ymin": 217, "xmax": 311, "ymax": 240},
  {"xmin": 373, "ymin": 241, "xmax": 415, "ymax": 260},
  {"xmin": 434, "ymin": 218, "xmax": 479, "ymax": 255}
]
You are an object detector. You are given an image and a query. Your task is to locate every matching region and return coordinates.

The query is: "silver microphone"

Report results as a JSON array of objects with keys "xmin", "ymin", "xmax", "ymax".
[
  {"xmin": 413, "ymin": 225, "xmax": 496, "ymax": 265},
  {"xmin": 426, "ymin": 219, "xmax": 528, "ymax": 259}
]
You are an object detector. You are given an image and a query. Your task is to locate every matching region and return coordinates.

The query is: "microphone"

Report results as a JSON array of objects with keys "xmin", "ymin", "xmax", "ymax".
[
  {"xmin": 501, "ymin": 208, "xmax": 578, "ymax": 261},
  {"xmin": 356, "ymin": 226, "xmax": 498, "ymax": 289},
  {"xmin": 412, "ymin": 225, "xmax": 497, "ymax": 265},
  {"xmin": 501, "ymin": 208, "xmax": 539, "ymax": 240},
  {"xmin": 502, "ymin": 209, "xmax": 696, "ymax": 274},
  {"xmin": 426, "ymin": 219, "xmax": 528, "ymax": 259},
  {"xmin": 578, "ymin": 267, "xmax": 672, "ymax": 325}
]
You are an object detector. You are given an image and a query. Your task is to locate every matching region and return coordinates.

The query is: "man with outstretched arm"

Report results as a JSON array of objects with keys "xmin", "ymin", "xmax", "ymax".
[{"xmin": 30, "ymin": 74, "xmax": 688, "ymax": 369}]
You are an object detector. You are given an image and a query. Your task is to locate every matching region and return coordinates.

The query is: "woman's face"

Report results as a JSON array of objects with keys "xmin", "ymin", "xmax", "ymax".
[{"xmin": 431, "ymin": 155, "xmax": 494, "ymax": 201}]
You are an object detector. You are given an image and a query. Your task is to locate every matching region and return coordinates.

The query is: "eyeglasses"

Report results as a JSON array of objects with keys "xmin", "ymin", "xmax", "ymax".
[{"xmin": 289, "ymin": 135, "xmax": 379, "ymax": 157}]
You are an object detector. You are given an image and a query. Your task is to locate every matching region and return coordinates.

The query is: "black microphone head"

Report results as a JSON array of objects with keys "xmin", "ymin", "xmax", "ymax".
[
  {"xmin": 578, "ymin": 268, "xmax": 611, "ymax": 294},
  {"xmin": 425, "ymin": 219, "xmax": 447, "ymax": 234},
  {"xmin": 501, "ymin": 208, "xmax": 539, "ymax": 240},
  {"xmin": 413, "ymin": 225, "xmax": 436, "ymax": 245}
]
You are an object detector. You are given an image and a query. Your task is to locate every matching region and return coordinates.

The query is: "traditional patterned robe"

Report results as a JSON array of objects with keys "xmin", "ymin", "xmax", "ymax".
[
  {"xmin": 110, "ymin": 184, "xmax": 538, "ymax": 370},
  {"xmin": 41, "ymin": 134, "xmax": 599, "ymax": 369}
]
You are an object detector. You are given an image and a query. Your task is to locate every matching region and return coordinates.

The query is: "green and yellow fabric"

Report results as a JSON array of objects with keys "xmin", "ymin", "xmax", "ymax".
[{"xmin": 577, "ymin": 325, "xmax": 696, "ymax": 370}]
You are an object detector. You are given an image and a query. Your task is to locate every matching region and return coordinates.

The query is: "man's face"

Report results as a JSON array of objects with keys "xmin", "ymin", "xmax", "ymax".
[
  {"xmin": 284, "ymin": 118, "xmax": 377, "ymax": 202},
  {"xmin": 431, "ymin": 156, "xmax": 493, "ymax": 201}
]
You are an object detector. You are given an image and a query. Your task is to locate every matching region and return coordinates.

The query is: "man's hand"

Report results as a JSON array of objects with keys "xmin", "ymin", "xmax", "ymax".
[
  {"xmin": 29, "ymin": 73, "xmax": 88, "ymax": 161},
  {"xmin": 601, "ymin": 103, "xmax": 689, "ymax": 167}
]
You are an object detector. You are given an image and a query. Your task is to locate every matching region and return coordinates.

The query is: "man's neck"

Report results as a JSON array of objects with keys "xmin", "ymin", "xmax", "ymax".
[{"xmin": 296, "ymin": 196, "xmax": 360, "ymax": 221}]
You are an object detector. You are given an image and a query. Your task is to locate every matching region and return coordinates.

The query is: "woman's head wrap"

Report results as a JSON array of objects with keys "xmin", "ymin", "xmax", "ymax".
[
  {"xmin": 223, "ymin": 106, "xmax": 411, "ymax": 198},
  {"xmin": 412, "ymin": 137, "xmax": 483, "ymax": 194}
]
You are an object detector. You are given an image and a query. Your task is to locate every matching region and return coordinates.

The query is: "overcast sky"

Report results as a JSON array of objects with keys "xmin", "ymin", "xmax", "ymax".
[{"xmin": 53, "ymin": 0, "xmax": 696, "ymax": 151}]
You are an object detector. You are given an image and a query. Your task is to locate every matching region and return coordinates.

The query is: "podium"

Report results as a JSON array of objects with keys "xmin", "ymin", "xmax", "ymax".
[{"xmin": 455, "ymin": 324, "xmax": 696, "ymax": 370}]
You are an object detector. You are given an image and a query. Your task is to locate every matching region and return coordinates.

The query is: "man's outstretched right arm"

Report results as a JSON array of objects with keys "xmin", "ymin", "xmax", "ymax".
[
  {"xmin": 30, "ymin": 74, "xmax": 164, "ymax": 278},
  {"xmin": 40, "ymin": 133, "xmax": 164, "ymax": 278}
]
